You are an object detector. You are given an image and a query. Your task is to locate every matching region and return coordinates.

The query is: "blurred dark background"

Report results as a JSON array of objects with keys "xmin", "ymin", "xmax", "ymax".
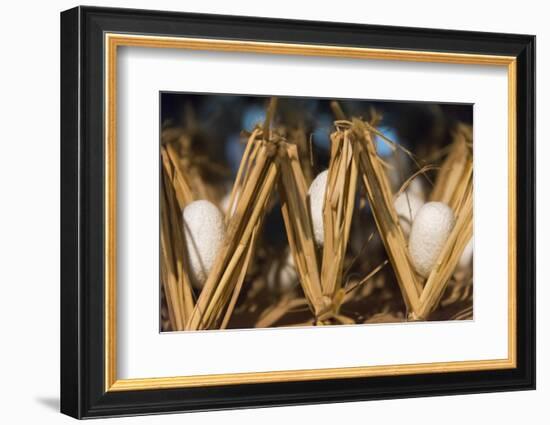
[{"xmin": 161, "ymin": 92, "xmax": 472, "ymax": 177}]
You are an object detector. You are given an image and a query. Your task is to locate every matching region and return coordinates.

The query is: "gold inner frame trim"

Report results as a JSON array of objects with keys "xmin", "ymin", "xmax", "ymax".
[{"xmin": 104, "ymin": 33, "xmax": 517, "ymax": 392}]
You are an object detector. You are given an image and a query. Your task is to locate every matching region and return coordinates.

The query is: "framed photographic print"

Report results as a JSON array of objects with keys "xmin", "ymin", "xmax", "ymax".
[{"xmin": 60, "ymin": 6, "xmax": 535, "ymax": 419}]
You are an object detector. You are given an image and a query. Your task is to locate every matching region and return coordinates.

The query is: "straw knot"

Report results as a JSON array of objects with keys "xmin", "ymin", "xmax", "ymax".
[
  {"xmin": 265, "ymin": 142, "xmax": 278, "ymax": 158},
  {"xmin": 334, "ymin": 119, "xmax": 352, "ymax": 131}
]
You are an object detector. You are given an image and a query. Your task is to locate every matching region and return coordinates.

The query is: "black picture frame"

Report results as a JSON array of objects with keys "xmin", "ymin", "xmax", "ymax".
[{"xmin": 61, "ymin": 5, "xmax": 535, "ymax": 419}]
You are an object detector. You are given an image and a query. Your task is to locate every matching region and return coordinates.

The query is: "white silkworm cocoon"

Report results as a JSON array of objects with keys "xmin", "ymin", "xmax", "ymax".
[
  {"xmin": 457, "ymin": 237, "xmax": 474, "ymax": 270},
  {"xmin": 408, "ymin": 202, "xmax": 455, "ymax": 278},
  {"xmin": 394, "ymin": 192, "xmax": 424, "ymax": 237},
  {"xmin": 308, "ymin": 170, "xmax": 329, "ymax": 246},
  {"xmin": 182, "ymin": 200, "xmax": 226, "ymax": 288},
  {"xmin": 267, "ymin": 251, "xmax": 298, "ymax": 293}
]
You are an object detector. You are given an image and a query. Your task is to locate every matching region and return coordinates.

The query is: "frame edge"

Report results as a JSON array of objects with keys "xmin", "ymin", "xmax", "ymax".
[
  {"xmin": 60, "ymin": 6, "xmax": 83, "ymax": 420},
  {"xmin": 515, "ymin": 34, "xmax": 536, "ymax": 391}
]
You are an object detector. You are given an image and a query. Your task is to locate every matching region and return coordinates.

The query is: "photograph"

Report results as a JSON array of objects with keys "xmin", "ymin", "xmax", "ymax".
[{"xmin": 159, "ymin": 93, "xmax": 474, "ymax": 332}]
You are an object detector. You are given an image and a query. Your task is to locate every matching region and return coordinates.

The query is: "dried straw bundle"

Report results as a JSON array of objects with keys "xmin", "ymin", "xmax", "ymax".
[
  {"xmin": 429, "ymin": 124, "xmax": 473, "ymax": 209},
  {"xmin": 349, "ymin": 116, "xmax": 473, "ymax": 320},
  {"xmin": 184, "ymin": 138, "xmax": 278, "ymax": 330},
  {"xmin": 185, "ymin": 100, "xmax": 281, "ymax": 330},
  {"xmin": 161, "ymin": 128, "xmax": 218, "ymax": 202},
  {"xmin": 288, "ymin": 126, "xmax": 315, "ymax": 184},
  {"xmin": 159, "ymin": 125, "xmax": 227, "ymax": 331},
  {"xmin": 276, "ymin": 131, "xmax": 358, "ymax": 324},
  {"xmin": 319, "ymin": 129, "xmax": 358, "ymax": 317},
  {"xmin": 416, "ymin": 125, "xmax": 473, "ymax": 319},
  {"xmin": 255, "ymin": 296, "xmax": 309, "ymax": 329},
  {"xmin": 277, "ymin": 142, "xmax": 325, "ymax": 318},
  {"xmin": 160, "ymin": 146, "xmax": 196, "ymax": 331},
  {"xmin": 350, "ymin": 117, "xmax": 423, "ymax": 313}
]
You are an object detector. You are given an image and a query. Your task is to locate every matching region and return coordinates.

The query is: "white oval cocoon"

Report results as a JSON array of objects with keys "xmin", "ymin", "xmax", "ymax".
[
  {"xmin": 458, "ymin": 237, "xmax": 474, "ymax": 270},
  {"xmin": 407, "ymin": 176, "xmax": 427, "ymax": 201},
  {"xmin": 182, "ymin": 200, "xmax": 226, "ymax": 288},
  {"xmin": 308, "ymin": 170, "xmax": 328, "ymax": 246},
  {"xmin": 267, "ymin": 251, "xmax": 298, "ymax": 293},
  {"xmin": 394, "ymin": 192, "xmax": 424, "ymax": 237},
  {"xmin": 408, "ymin": 202, "xmax": 455, "ymax": 278}
]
